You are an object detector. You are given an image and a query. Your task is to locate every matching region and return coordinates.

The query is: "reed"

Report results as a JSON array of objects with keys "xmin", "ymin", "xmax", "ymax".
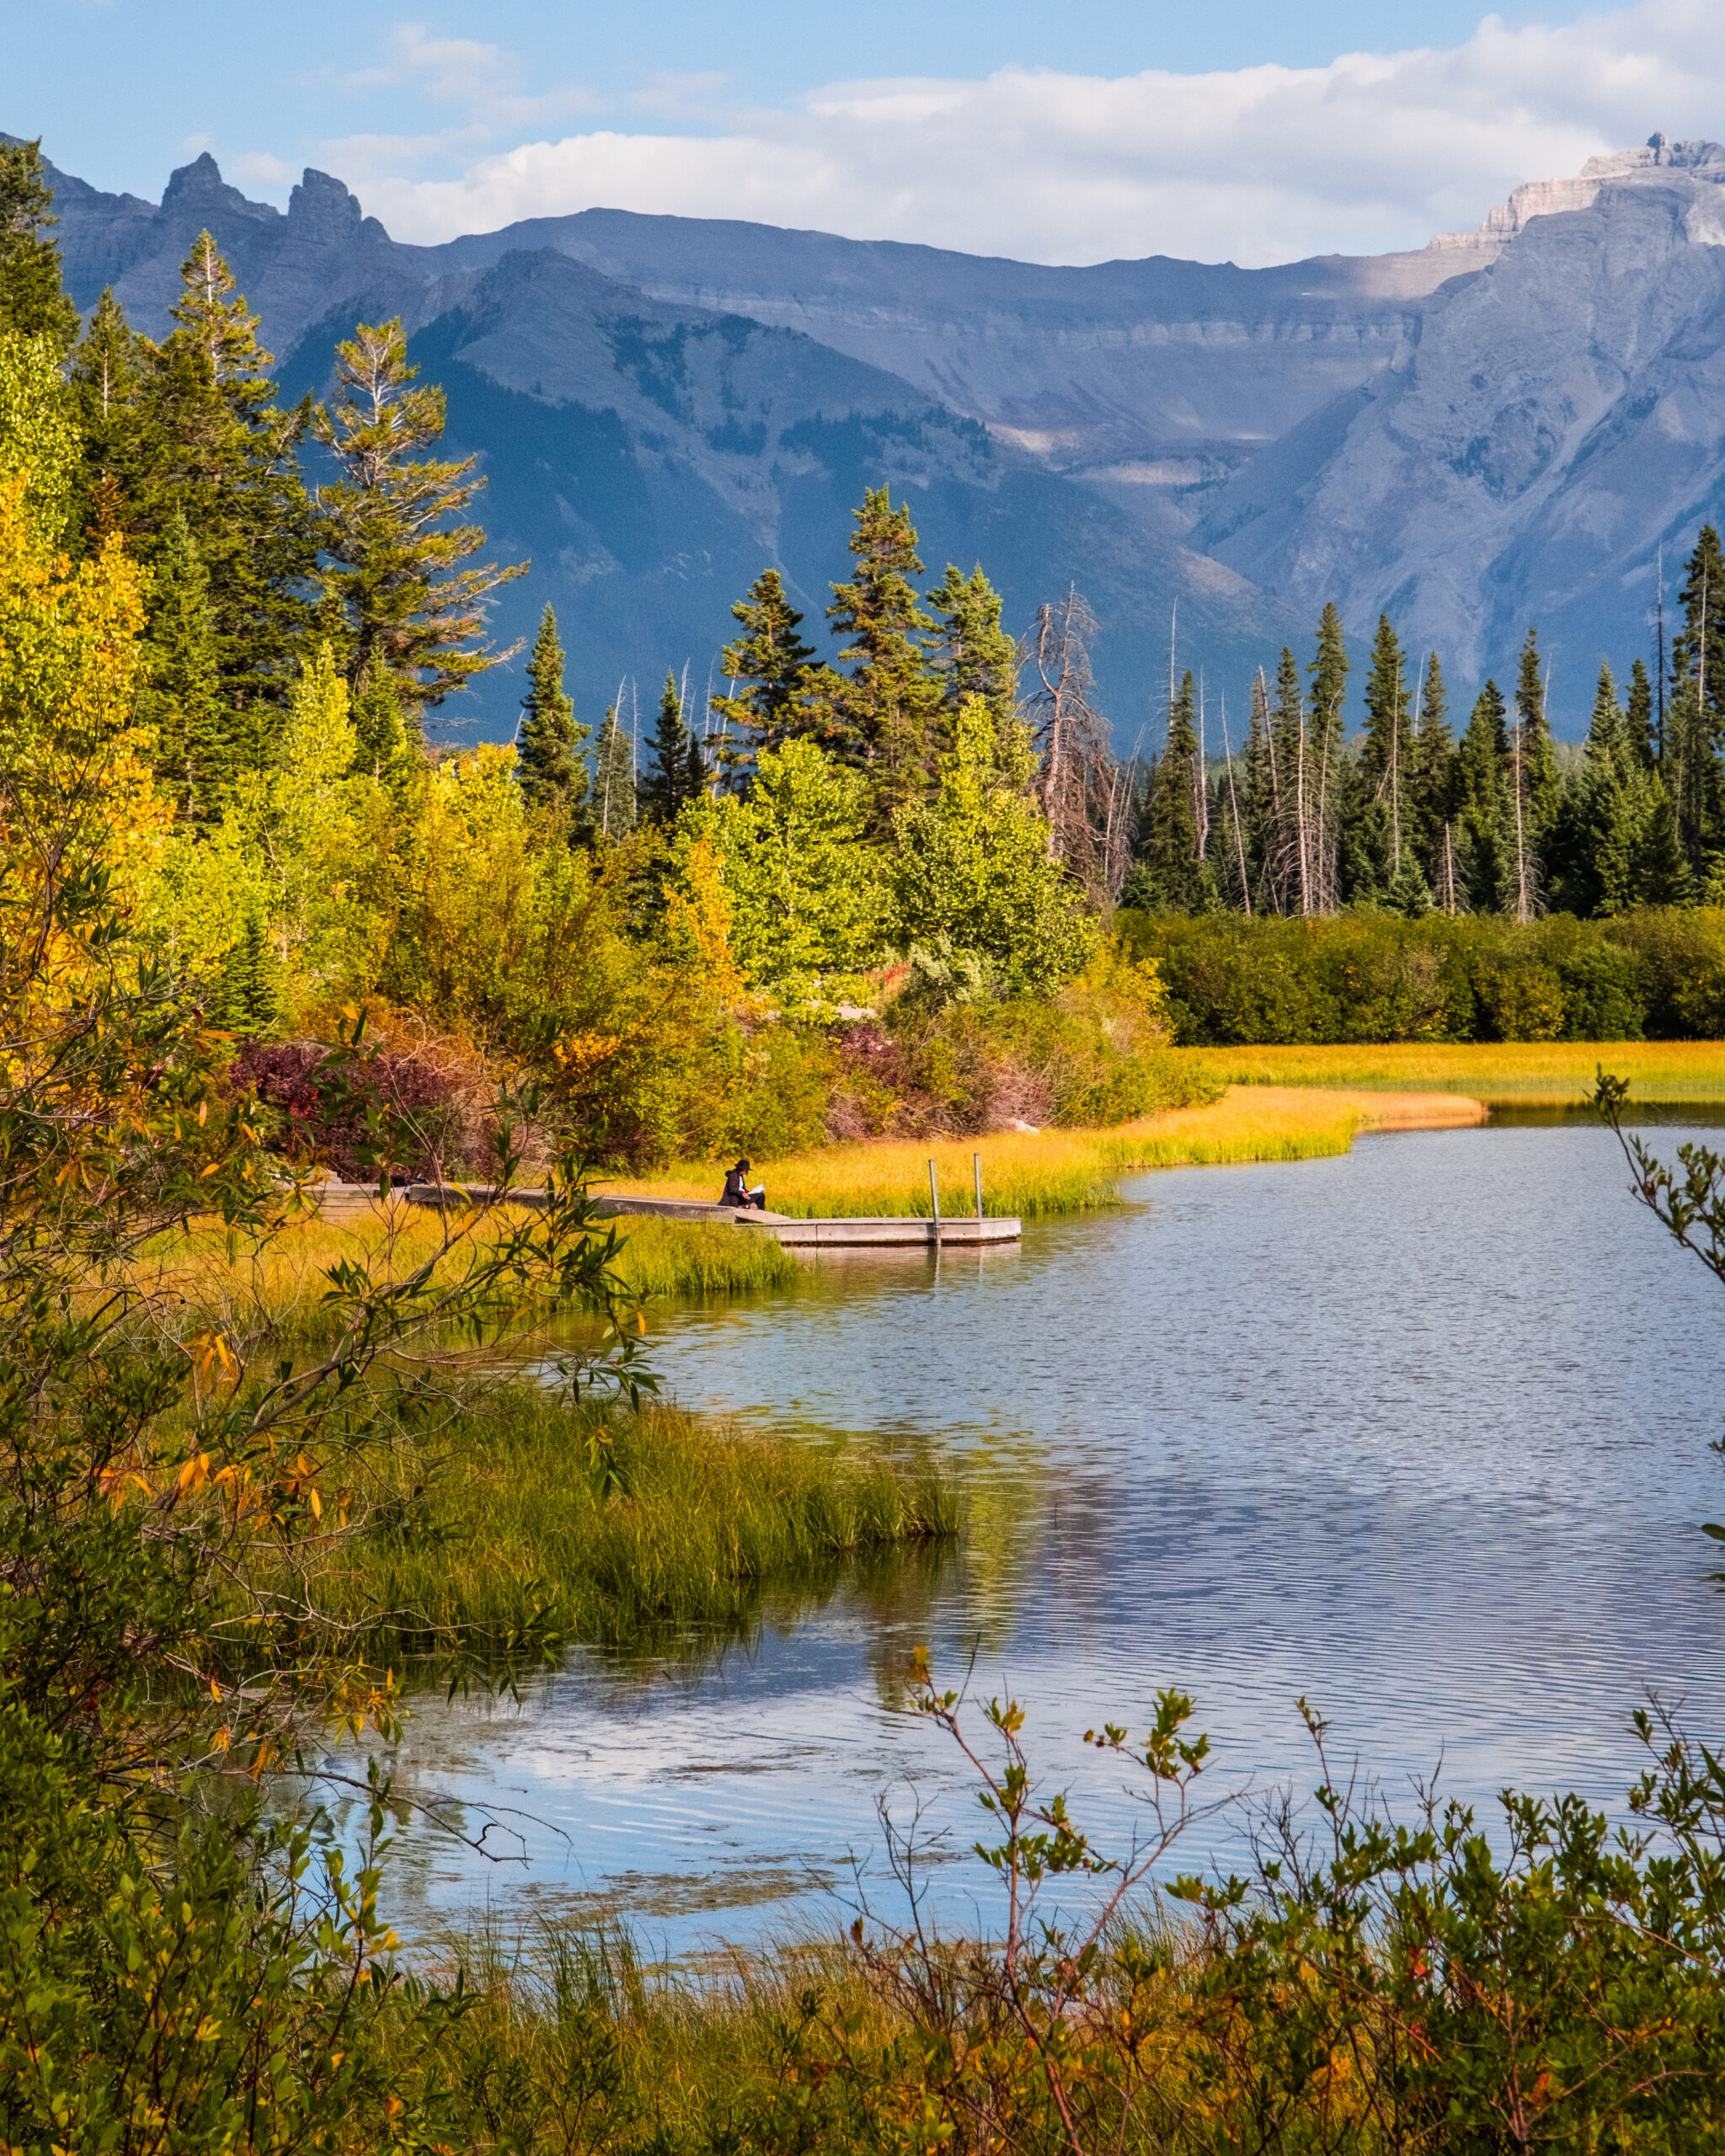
[
  {"xmin": 310, "ymin": 1385, "xmax": 955, "ymax": 1659},
  {"xmin": 1172, "ymin": 1039, "xmax": 1725, "ymax": 1102},
  {"xmin": 605, "ymin": 1091, "xmax": 1375, "ymax": 1220},
  {"xmin": 128, "ymin": 1205, "xmax": 798, "ymax": 1350}
]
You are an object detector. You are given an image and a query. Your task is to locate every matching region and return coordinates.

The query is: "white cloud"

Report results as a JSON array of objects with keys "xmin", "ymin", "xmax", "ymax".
[
  {"xmin": 228, "ymin": 150, "xmax": 296, "ymax": 186},
  {"xmin": 335, "ymin": 0, "xmax": 1725, "ymax": 265},
  {"xmin": 342, "ymin": 23, "xmax": 594, "ymax": 133}
]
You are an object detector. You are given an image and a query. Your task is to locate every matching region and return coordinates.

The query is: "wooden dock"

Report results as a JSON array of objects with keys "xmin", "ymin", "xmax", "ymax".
[
  {"xmin": 302, "ymin": 1183, "xmax": 1022, "ymax": 1246},
  {"xmin": 728, "ymin": 1212, "xmax": 1019, "ymax": 1246}
]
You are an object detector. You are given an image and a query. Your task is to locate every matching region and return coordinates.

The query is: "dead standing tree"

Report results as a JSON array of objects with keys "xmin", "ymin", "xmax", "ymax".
[{"xmin": 1021, "ymin": 589, "xmax": 1134, "ymax": 905}]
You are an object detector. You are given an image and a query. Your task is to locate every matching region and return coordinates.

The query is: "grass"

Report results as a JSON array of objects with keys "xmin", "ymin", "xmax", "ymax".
[
  {"xmin": 302, "ymin": 1384, "xmax": 954, "ymax": 1660},
  {"xmin": 603, "ymin": 1089, "xmax": 1440, "ymax": 1221},
  {"xmin": 129, "ymin": 1204, "xmax": 799, "ymax": 1351},
  {"xmin": 1173, "ymin": 1039, "xmax": 1725, "ymax": 1102}
]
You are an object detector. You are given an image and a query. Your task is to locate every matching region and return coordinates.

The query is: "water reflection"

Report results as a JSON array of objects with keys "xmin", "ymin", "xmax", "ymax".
[{"xmin": 355, "ymin": 1122, "xmax": 1725, "ymax": 1956}]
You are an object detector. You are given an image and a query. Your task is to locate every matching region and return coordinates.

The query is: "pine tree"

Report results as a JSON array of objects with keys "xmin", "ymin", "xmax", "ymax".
[
  {"xmin": 640, "ymin": 672, "xmax": 697, "ymax": 825},
  {"xmin": 713, "ymin": 567, "xmax": 820, "ymax": 773},
  {"xmin": 211, "ymin": 910, "xmax": 281, "ymax": 1038},
  {"xmin": 1667, "ymin": 526, "xmax": 1725, "ymax": 869},
  {"xmin": 515, "ymin": 604, "xmax": 592, "ymax": 834},
  {"xmin": 1409, "ymin": 653, "xmax": 1455, "ymax": 883},
  {"xmin": 592, "ymin": 705, "xmax": 638, "ymax": 839},
  {"xmin": 825, "ymin": 488, "xmax": 941, "ymax": 820},
  {"xmin": 1626, "ymin": 657, "xmax": 1657, "ymax": 771},
  {"xmin": 1136, "ymin": 670, "xmax": 1202, "ymax": 910},
  {"xmin": 927, "ymin": 563, "xmax": 1018, "ymax": 736},
  {"xmin": 683, "ymin": 725, "xmax": 707, "ymax": 807},
  {"xmin": 138, "ymin": 506, "xmax": 228, "ymax": 821},
  {"xmin": 1636, "ymin": 780, "xmax": 1695, "ymax": 905},
  {"xmin": 0, "ymin": 138, "xmax": 80, "ymax": 351},
  {"xmin": 1513, "ymin": 627, "xmax": 1562, "ymax": 843},
  {"xmin": 350, "ymin": 673, "xmax": 420, "ymax": 798},
  {"xmin": 1242, "ymin": 668, "xmax": 1277, "ymax": 910},
  {"xmin": 1348, "ymin": 613, "xmax": 1413, "ymax": 898},
  {"xmin": 130, "ymin": 234, "xmax": 317, "ymax": 728},
  {"xmin": 1455, "ymin": 680, "xmax": 1509, "ymax": 911},
  {"xmin": 1305, "ymin": 601, "xmax": 1348, "ymax": 908},
  {"xmin": 314, "ymin": 316, "xmax": 527, "ymax": 725},
  {"xmin": 1269, "ymin": 646, "xmax": 1313, "ymax": 912},
  {"xmin": 67, "ymin": 289, "xmax": 146, "ymax": 545},
  {"xmin": 1562, "ymin": 663, "xmax": 1648, "ymax": 915}
]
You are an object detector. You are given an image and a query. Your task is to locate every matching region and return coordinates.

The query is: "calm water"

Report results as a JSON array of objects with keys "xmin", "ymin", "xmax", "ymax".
[{"xmin": 357, "ymin": 1122, "xmax": 1725, "ymax": 1955}]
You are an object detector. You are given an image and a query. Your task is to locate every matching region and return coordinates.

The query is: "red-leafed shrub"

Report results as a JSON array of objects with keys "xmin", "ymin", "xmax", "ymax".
[{"xmin": 227, "ymin": 1040, "xmax": 468, "ymax": 1182}]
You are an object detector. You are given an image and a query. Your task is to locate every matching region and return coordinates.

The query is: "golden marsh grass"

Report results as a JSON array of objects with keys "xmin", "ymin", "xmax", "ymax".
[{"xmin": 1174, "ymin": 1039, "xmax": 1725, "ymax": 1103}]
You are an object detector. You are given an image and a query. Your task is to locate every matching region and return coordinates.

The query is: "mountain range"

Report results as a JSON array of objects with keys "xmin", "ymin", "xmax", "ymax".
[{"xmin": 24, "ymin": 131, "xmax": 1725, "ymax": 743}]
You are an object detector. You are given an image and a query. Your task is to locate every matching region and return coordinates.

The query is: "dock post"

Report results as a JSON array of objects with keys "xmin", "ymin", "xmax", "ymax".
[
  {"xmin": 927, "ymin": 1158, "xmax": 941, "ymax": 1241},
  {"xmin": 973, "ymin": 1150, "xmax": 984, "ymax": 1220}
]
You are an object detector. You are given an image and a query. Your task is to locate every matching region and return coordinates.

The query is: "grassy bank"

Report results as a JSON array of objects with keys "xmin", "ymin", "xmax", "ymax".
[
  {"xmin": 131, "ymin": 1204, "xmax": 799, "ymax": 1350},
  {"xmin": 604, "ymin": 1087, "xmax": 1450, "ymax": 1219},
  {"xmin": 303, "ymin": 1385, "xmax": 953, "ymax": 1660},
  {"xmin": 1174, "ymin": 1039, "xmax": 1725, "ymax": 1102}
]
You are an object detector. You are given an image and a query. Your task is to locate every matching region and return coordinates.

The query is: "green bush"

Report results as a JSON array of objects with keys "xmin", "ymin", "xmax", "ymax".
[{"xmin": 1119, "ymin": 908, "xmax": 1725, "ymax": 1044}]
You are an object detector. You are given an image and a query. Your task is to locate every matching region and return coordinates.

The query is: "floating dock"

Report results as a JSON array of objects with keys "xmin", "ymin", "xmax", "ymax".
[{"xmin": 728, "ymin": 1212, "xmax": 1019, "ymax": 1246}]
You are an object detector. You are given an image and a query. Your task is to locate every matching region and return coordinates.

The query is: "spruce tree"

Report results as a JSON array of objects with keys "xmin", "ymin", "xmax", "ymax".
[
  {"xmin": 713, "ymin": 567, "xmax": 820, "ymax": 772},
  {"xmin": 131, "ymin": 234, "xmax": 317, "ymax": 728},
  {"xmin": 1306, "ymin": 602, "xmax": 1349, "ymax": 901},
  {"xmin": 683, "ymin": 725, "xmax": 707, "ymax": 807},
  {"xmin": 1242, "ymin": 668, "xmax": 1277, "ymax": 910},
  {"xmin": 67, "ymin": 289, "xmax": 146, "ymax": 546},
  {"xmin": 350, "ymin": 673, "xmax": 420, "ymax": 798},
  {"xmin": 314, "ymin": 316, "xmax": 526, "ymax": 725},
  {"xmin": 1455, "ymin": 681, "xmax": 1509, "ymax": 911},
  {"xmin": 927, "ymin": 563, "xmax": 1018, "ymax": 736},
  {"xmin": 1409, "ymin": 653, "xmax": 1455, "ymax": 885},
  {"xmin": 1636, "ymin": 780, "xmax": 1695, "ymax": 905},
  {"xmin": 826, "ymin": 487, "xmax": 941, "ymax": 821},
  {"xmin": 1136, "ymin": 670, "xmax": 1202, "ymax": 910},
  {"xmin": 516, "ymin": 604, "xmax": 592, "ymax": 834},
  {"xmin": 138, "ymin": 506, "xmax": 228, "ymax": 822},
  {"xmin": 1349, "ymin": 613, "xmax": 1413, "ymax": 896},
  {"xmin": 1668, "ymin": 526, "xmax": 1725, "ymax": 868},
  {"xmin": 592, "ymin": 705, "xmax": 637, "ymax": 839},
  {"xmin": 1513, "ymin": 627, "xmax": 1562, "ymax": 843},
  {"xmin": 641, "ymin": 672, "xmax": 696, "ymax": 825},
  {"xmin": 0, "ymin": 138, "xmax": 79, "ymax": 351},
  {"xmin": 1626, "ymin": 657, "xmax": 1657, "ymax": 771}
]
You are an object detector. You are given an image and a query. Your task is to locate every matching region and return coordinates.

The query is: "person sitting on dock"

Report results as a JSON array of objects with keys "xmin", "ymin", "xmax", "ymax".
[{"xmin": 720, "ymin": 1158, "xmax": 766, "ymax": 1210}]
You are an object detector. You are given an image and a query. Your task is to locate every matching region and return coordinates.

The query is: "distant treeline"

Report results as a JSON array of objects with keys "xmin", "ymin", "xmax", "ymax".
[
  {"xmin": 1119, "ymin": 907, "xmax": 1725, "ymax": 1044},
  {"xmin": 1126, "ymin": 541, "xmax": 1725, "ymax": 921}
]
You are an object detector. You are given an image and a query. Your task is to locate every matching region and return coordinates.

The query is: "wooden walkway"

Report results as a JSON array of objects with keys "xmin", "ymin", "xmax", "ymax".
[{"xmin": 302, "ymin": 1182, "xmax": 1021, "ymax": 1245}]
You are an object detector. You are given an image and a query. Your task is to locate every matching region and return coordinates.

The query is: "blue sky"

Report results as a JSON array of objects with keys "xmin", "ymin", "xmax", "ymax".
[{"xmin": 16, "ymin": 0, "xmax": 1717, "ymax": 264}]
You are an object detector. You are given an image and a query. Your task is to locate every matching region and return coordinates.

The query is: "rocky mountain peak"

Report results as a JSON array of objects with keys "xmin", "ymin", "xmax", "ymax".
[{"xmin": 159, "ymin": 150, "xmax": 278, "ymax": 225}]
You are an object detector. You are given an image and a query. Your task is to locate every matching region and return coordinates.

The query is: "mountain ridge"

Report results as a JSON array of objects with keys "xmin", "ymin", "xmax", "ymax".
[{"xmin": 19, "ymin": 133, "xmax": 1725, "ymax": 740}]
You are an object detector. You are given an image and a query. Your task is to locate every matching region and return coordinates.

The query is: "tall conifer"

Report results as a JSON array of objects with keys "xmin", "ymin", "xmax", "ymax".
[
  {"xmin": 825, "ymin": 488, "xmax": 941, "ymax": 821},
  {"xmin": 516, "ymin": 605, "xmax": 592, "ymax": 835},
  {"xmin": 713, "ymin": 568, "xmax": 820, "ymax": 773},
  {"xmin": 593, "ymin": 706, "xmax": 637, "ymax": 838},
  {"xmin": 0, "ymin": 138, "xmax": 79, "ymax": 351},
  {"xmin": 1137, "ymin": 670, "xmax": 1202, "ymax": 910},
  {"xmin": 314, "ymin": 317, "xmax": 526, "ymax": 724},
  {"xmin": 641, "ymin": 673, "xmax": 695, "ymax": 825},
  {"xmin": 139, "ymin": 507, "xmax": 227, "ymax": 821}
]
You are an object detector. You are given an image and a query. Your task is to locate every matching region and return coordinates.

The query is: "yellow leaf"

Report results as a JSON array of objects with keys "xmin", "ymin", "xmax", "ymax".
[{"xmin": 308, "ymin": 1487, "xmax": 323, "ymax": 1520}]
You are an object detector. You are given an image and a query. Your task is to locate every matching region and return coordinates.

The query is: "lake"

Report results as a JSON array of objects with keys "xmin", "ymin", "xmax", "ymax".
[{"xmin": 355, "ymin": 1118, "xmax": 1725, "ymax": 1958}]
